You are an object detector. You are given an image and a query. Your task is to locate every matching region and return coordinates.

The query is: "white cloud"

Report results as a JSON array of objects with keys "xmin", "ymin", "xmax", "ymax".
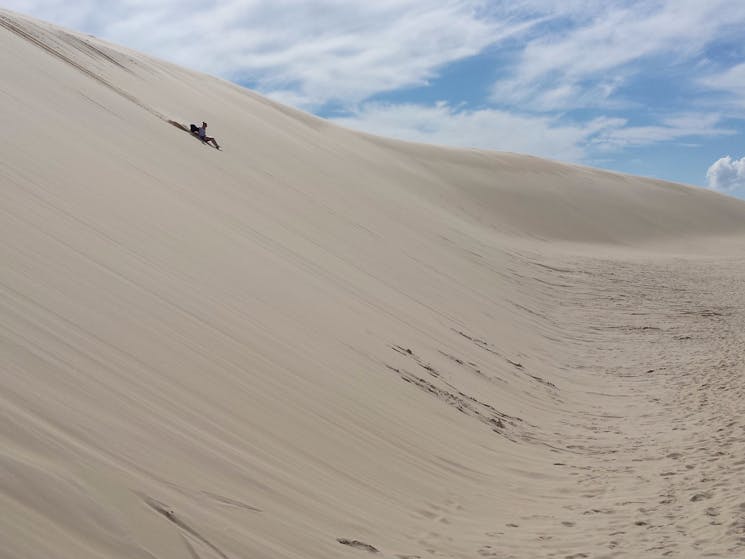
[
  {"xmin": 331, "ymin": 101, "xmax": 627, "ymax": 161},
  {"xmin": 706, "ymin": 155, "xmax": 745, "ymax": 193}
]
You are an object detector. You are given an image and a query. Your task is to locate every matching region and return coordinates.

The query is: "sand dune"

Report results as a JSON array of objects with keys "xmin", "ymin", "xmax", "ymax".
[{"xmin": 2, "ymin": 8, "xmax": 745, "ymax": 559}]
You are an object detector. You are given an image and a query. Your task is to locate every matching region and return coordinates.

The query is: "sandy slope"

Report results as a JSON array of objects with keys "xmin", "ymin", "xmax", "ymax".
[{"xmin": 2, "ymin": 8, "xmax": 745, "ymax": 559}]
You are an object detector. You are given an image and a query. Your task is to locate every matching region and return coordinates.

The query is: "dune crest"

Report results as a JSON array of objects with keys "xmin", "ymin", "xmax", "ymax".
[{"xmin": 2, "ymin": 8, "xmax": 745, "ymax": 559}]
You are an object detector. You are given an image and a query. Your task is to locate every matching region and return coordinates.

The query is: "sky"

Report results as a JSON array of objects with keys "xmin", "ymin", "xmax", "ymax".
[{"xmin": 5, "ymin": 0, "xmax": 745, "ymax": 197}]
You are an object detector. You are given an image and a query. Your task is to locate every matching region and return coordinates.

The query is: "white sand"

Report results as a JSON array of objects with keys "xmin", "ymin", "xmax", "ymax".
[{"xmin": 2, "ymin": 9, "xmax": 745, "ymax": 559}]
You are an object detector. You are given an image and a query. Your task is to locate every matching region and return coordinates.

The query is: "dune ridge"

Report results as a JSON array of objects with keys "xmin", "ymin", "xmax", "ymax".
[{"xmin": 2, "ymin": 8, "xmax": 745, "ymax": 559}]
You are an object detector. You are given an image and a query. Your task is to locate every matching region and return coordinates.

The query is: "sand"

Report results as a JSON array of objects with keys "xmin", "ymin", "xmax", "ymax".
[{"xmin": 2, "ymin": 8, "xmax": 745, "ymax": 559}]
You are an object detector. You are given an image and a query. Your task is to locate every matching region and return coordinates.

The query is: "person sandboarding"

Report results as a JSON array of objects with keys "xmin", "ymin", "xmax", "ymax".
[{"xmin": 189, "ymin": 121, "xmax": 220, "ymax": 149}]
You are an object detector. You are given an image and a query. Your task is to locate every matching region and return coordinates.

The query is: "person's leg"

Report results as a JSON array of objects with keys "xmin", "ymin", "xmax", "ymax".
[{"xmin": 206, "ymin": 136, "xmax": 220, "ymax": 148}]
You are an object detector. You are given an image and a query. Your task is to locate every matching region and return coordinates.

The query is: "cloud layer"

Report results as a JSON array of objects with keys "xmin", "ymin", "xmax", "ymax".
[
  {"xmin": 11, "ymin": 1, "xmax": 744, "ymax": 112},
  {"xmin": 331, "ymin": 104, "xmax": 731, "ymax": 164}
]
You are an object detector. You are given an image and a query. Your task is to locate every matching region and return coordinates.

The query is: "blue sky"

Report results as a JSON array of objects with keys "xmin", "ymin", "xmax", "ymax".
[{"xmin": 6, "ymin": 1, "xmax": 745, "ymax": 197}]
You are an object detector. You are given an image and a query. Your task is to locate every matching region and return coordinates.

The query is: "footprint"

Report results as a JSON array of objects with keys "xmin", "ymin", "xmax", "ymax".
[
  {"xmin": 143, "ymin": 496, "xmax": 229, "ymax": 559},
  {"xmin": 337, "ymin": 539, "xmax": 379, "ymax": 553},
  {"xmin": 690, "ymin": 492, "xmax": 712, "ymax": 502}
]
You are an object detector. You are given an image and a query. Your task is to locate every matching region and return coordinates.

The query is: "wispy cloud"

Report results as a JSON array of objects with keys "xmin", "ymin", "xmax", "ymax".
[
  {"xmin": 700, "ymin": 63, "xmax": 745, "ymax": 110},
  {"xmin": 331, "ymin": 101, "xmax": 622, "ymax": 161},
  {"xmin": 590, "ymin": 113, "xmax": 733, "ymax": 149},
  {"xmin": 490, "ymin": 0, "xmax": 745, "ymax": 111}
]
